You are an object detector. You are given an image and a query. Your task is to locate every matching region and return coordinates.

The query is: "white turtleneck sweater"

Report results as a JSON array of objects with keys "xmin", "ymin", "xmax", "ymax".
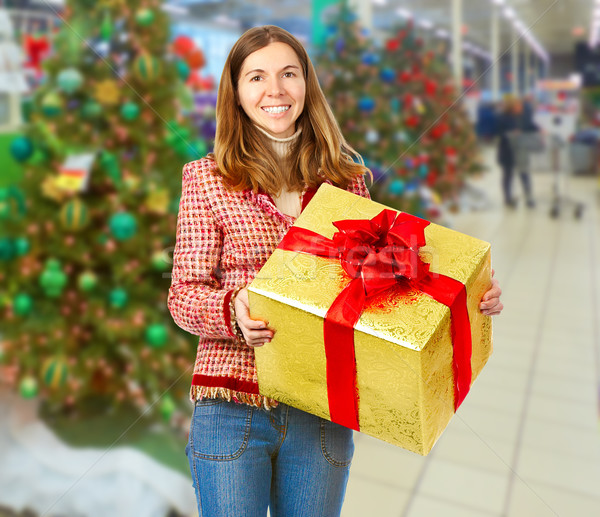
[{"xmin": 254, "ymin": 125, "xmax": 303, "ymax": 218}]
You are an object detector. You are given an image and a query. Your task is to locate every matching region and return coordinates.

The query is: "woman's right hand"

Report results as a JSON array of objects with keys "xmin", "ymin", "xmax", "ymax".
[{"xmin": 233, "ymin": 288, "xmax": 274, "ymax": 347}]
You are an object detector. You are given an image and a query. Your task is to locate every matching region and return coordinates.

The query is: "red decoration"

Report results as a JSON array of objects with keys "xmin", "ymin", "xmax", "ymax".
[
  {"xmin": 24, "ymin": 34, "xmax": 50, "ymax": 77},
  {"xmin": 386, "ymin": 39, "xmax": 400, "ymax": 52},
  {"xmin": 187, "ymin": 71, "xmax": 214, "ymax": 91},
  {"xmin": 277, "ymin": 209, "xmax": 474, "ymax": 430},
  {"xmin": 186, "ymin": 49, "xmax": 205, "ymax": 69},
  {"xmin": 399, "ymin": 70, "xmax": 412, "ymax": 83},
  {"xmin": 424, "ymin": 79, "xmax": 437, "ymax": 96},
  {"xmin": 405, "ymin": 114, "xmax": 420, "ymax": 128},
  {"xmin": 172, "ymin": 35, "xmax": 195, "ymax": 57},
  {"xmin": 426, "ymin": 171, "xmax": 438, "ymax": 186}
]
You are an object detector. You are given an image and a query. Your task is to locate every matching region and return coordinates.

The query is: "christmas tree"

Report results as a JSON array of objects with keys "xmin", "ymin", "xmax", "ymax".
[
  {"xmin": 316, "ymin": 2, "xmax": 482, "ymax": 219},
  {"xmin": 0, "ymin": 0, "xmax": 207, "ymax": 423}
]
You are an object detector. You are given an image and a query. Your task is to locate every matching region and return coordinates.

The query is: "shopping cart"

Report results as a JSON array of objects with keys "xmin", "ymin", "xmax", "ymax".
[{"xmin": 550, "ymin": 134, "xmax": 586, "ymax": 219}]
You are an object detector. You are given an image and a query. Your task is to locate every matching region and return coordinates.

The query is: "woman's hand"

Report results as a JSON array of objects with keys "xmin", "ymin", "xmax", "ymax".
[
  {"xmin": 234, "ymin": 288, "xmax": 275, "ymax": 347},
  {"xmin": 479, "ymin": 270, "xmax": 503, "ymax": 316}
]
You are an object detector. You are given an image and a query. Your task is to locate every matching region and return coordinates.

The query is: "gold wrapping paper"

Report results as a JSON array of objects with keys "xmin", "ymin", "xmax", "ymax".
[{"xmin": 248, "ymin": 184, "xmax": 492, "ymax": 455}]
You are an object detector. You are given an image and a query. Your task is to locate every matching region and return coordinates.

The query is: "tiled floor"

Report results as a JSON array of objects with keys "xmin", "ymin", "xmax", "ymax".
[{"xmin": 342, "ymin": 147, "xmax": 600, "ymax": 516}]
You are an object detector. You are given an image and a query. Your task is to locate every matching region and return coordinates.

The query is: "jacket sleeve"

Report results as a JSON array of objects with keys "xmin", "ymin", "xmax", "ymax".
[
  {"xmin": 167, "ymin": 162, "xmax": 236, "ymax": 339},
  {"xmin": 348, "ymin": 173, "xmax": 372, "ymax": 200}
]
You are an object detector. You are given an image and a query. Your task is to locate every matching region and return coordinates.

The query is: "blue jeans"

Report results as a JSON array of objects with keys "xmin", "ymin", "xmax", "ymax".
[{"xmin": 186, "ymin": 398, "xmax": 354, "ymax": 517}]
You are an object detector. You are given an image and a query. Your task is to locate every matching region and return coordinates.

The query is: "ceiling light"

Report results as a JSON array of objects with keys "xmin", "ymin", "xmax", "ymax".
[
  {"xmin": 396, "ymin": 8, "xmax": 413, "ymax": 19},
  {"xmin": 503, "ymin": 7, "xmax": 516, "ymax": 19}
]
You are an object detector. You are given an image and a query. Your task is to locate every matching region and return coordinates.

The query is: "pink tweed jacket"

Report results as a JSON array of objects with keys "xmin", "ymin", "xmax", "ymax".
[{"xmin": 168, "ymin": 157, "xmax": 371, "ymax": 408}]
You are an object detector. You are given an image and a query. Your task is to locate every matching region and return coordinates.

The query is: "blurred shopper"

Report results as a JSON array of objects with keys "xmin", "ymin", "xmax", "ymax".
[
  {"xmin": 168, "ymin": 25, "xmax": 504, "ymax": 517},
  {"xmin": 496, "ymin": 97, "xmax": 541, "ymax": 208}
]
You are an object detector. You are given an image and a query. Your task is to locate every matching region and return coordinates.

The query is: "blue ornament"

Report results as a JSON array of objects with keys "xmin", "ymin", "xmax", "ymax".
[
  {"xmin": 358, "ymin": 97, "xmax": 375, "ymax": 112},
  {"xmin": 405, "ymin": 158, "xmax": 414, "ymax": 169},
  {"xmin": 419, "ymin": 164, "xmax": 429, "ymax": 177},
  {"xmin": 361, "ymin": 52, "xmax": 379, "ymax": 66},
  {"xmin": 380, "ymin": 68, "xmax": 395, "ymax": 83},
  {"xmin": 326, "ymin": 25, "xmax": 337, "ymax": 37},
  {"xmin": 405, "ymin": 180, "xmax": 419, "ymax": 195},
  {"xmin": 388, "ymin": 179, "xmax": 405, "ymax": 196},
  {"xmin": 10, "ymin": 136, "xmax": 34, "ymax": 163},
  {"xmin": 109, "ymin": 212, "xmax": 137, "ymax": 241},
  {"xmin": 335, "ymin": 38, "xmax": 345, "ymax": 53}
]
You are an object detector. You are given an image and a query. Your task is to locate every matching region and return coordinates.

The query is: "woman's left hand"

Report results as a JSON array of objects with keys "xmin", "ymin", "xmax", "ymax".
[{"xmin": 479, "ymin": 269, "xmax": 503, "ymax": 316}]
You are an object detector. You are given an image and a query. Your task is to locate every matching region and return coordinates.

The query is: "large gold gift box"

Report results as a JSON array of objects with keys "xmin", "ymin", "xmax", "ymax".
[{"xmin": 248, "ymin": 184, "xmax": 492, "ymax": 455}]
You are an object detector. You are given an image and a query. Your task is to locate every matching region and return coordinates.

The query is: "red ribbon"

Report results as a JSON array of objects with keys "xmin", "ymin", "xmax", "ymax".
[{"xmin": 277, "ymin": 209, "xmax": 472, "ymax": 431}]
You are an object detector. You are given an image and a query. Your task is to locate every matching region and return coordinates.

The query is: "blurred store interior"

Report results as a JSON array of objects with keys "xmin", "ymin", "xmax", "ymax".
[{"xmin": 0, "ymin": 0, "xmax": 599, "ymax": 516}]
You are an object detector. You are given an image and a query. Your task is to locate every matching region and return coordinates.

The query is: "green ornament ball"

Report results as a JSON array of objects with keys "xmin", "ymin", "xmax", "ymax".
[
  {"xmin": 145, "ymin": 323, "xmax": 168, "ymax": 348},
  {"xmin": 151, "ymin": 250, "xmax": 170, "ymax": 271},
  {"xmin": 39, "ymin": 259, "xmax": 68, "ymax": 298},
  {"xmin": 159, "ymin": 394, "xmax": 176, "ymax": 421},
  {"xmin": 60, "ymin": 198, "xmax": 89, "ymax": 232},
  {"xmin": 82, "ymin": 100, "xmax": 103, "ymax": 119},
  {"xmin": 120, "ymin": 101, "xmax": 140, "ymax": 121},
  {"xmin": 78, "ymin": 270, "xmax": 98, "ymax": 292},
  {"xmin": 109, "ymin": 288, "xmax": 128, "ymax": 309},
  {"xmin": 14, "ymin": 237, "xmax": 30, "ymax": 256},
  {"xmin": 19, "ymin": 376, "xmax": 38, "ymax": 399},
  {"xmin": 133, "ymin": 53, "xmax": 161, "ymax": 83},
  {"xmin": 109, "ymin": 212, "xmax": 137, "ymax": 241},
  {"xmin": 9, "ymin": 136, "xmax": 34, "ymax": 163},
  {"xmin": 188, "ymin": 139, "xmax": 208, "ymax": 159},
  {"xmin": 0, "ymin": 238, "xmax": 15, "ymax": 261},
  {"xmin": 176, "ymin": 60, "xmax": 191, "ymax": 81},
  {"xmin": 41, "ymin": 91, "xmax": 64, "ymax": 117},
  {"xmin": 41, "ymin": 356, "xmax": 68, "ymax": 389},
  {"xmin": 13, "ymin": 293, "xmax": 33, "ymax": 317},
  {"xmin": 135, "ymin": 8, "xmax": 155, "ymax": 27},
  {"xmin": 57, "ymin": 68, "xmax": 84, "ymax": 94}
]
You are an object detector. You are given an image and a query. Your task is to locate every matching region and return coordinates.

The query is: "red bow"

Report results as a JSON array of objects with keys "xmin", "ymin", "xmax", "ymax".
[{"xmin": 278, "ymin": 209, "xmax": 472, "ymax": 430}]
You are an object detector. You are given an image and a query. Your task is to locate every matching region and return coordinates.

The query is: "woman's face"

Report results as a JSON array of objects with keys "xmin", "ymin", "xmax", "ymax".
[{"xmin": 237, "ymin": 41, "xmax": 306, "ymax": 139}]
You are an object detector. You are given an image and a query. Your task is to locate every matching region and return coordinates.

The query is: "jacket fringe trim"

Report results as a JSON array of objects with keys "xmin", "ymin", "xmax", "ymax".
[{"xmin": 190, "ymin": 385, "xmax": 279, "ymax": 410}]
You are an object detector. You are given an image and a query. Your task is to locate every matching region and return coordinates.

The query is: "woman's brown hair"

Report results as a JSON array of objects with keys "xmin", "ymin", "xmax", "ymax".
[{"xmin": 209, "ymin": 25, "xmax": 371, "ymax": 194}]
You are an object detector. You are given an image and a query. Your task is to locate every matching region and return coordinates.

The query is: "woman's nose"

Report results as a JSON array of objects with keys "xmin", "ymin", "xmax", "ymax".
[{"xmin": 267, "ymin": 77, "xmax": 283, "ymax": 96}]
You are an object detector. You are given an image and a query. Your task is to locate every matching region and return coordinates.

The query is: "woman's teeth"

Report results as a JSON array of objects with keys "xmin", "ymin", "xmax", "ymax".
[{"xmin": 262, "ymin": 106, "xmax": 290, "ymax": 114}]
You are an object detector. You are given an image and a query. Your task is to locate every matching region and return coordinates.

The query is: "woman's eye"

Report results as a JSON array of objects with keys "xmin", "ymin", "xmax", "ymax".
[
  {"xmin": 283, "ymin": 72, "xmax": 295, "ymax": 78},
  {"xmin": 250, "ymin": 76, "xmax": 262, "ymax": 82}
]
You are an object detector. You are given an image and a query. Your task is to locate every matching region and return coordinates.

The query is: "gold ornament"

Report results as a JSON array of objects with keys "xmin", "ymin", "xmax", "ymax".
[
  {"xmin": 41, "ymin": 175, "xmax": 72, "ymax": 203},
  {"xmin": 144, "ymin": 187, "xmax": 169, "ymax": 215},
  {"xmin": 94, "ymin": 79, "xmax": 121, "ymax": 106}
]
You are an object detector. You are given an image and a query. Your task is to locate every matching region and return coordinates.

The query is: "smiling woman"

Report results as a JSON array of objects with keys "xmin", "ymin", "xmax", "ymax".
[
  {"xmin": 237, "ymin": 42, "xmax": 306, "ymax": 139},
  {"xmin": 168, "ymin": 25, "xmax": 372, "ymax": 517},
  {"xmin": 210, "ymin": 25, "xmax": 368, "ymax": 196},
  {"xmin": 167, "ymin": 23, "xmax": 503, "ymax": 517}
]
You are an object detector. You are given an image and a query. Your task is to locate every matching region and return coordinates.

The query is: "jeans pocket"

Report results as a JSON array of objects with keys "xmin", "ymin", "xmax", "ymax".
[
  {"xmin": 189, "ymin": 399, "xmax": 253, "ymax": 461},
  {"xmin": 319, "ymin": 419, "xmax": 354, "ymax": 467}
]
